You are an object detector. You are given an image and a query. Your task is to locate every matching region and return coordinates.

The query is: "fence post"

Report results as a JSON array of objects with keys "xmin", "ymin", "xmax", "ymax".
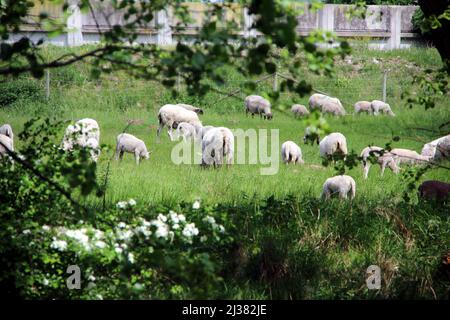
[
  {"xmin": 156, "ymin": 9, "xmax": 173, "ymax": 45},
  {"xmin": 388, "ymin": 6, "xmax": 402, "ymax": 50},
  {"xmin": 45, "ymin": 70, "xmax": 50, "ymax": 100},
  {"xmin": 382, "ymin": 71, "xmax": 387, "ymax": 102},
  {"xmin": 176, "ymin": 73, "xmax": 181, "ymax": 92},
  {"xmin": 243, "ymin": 7, "xmax": 257, "ymax": 38},
  {"xmin": 66, "ymin": 0, "xmax": 83, "ymax": 46},
  {"xmin": 273, "ymin": 72, "xmax": 278, "ymax": 92}
]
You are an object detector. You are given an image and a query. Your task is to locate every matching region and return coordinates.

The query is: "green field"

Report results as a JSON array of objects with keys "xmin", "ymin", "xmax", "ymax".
[{"xmin": 1, "ymin": 44, "xmax": 449, "ymax": 299}]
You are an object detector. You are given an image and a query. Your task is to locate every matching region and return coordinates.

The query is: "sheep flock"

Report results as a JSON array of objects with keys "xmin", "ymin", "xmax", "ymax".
[{"xmin": 1, "ymin": 92, "xmax": 449, "ymax": 202}]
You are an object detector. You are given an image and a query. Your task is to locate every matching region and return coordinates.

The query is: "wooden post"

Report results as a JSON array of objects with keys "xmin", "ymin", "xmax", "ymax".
[
  {"xmin": 273, "ymin": 72, "xmax": 278, "ymax": 92},
  {"xmin": 382, "ymin": 71, "xmax": 387, "ymax": 102},
  {"xmin": 45, "ymin": 69, "xmax": 50, "ymax": 100},
  {"xmin": 176, "ymin": 73, "xmax": 181, "ymax": 92}
]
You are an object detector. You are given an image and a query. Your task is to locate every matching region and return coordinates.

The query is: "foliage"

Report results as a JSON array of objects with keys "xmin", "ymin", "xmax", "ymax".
[
  {"xmin": 324, "ymin": 0, "xmax": 417, "ymax": 4},
  {"xmin": 0, "ymin": 78, "xmax": 42, "ymax": 107}
]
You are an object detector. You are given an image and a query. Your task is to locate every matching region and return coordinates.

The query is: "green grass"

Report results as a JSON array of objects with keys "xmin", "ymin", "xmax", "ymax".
[{"xmin": 1, "ymin": 44, "xmax": 449, "ymax": 299}]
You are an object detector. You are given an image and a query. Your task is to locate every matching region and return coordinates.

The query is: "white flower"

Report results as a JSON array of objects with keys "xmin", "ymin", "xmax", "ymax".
[
  {"xmin": 200, "ymin": 235, "xmax": 207, "ymax": 243},
  {"xmin": 192, "ymin": 200, "xmax": 201, "ymax": 210},
  {"xmin": 42, "ymin": 225, "xmax": 50, "ymax": 231},
  {"xmin": 128, "ymin": 199, "xmax": 137, "ymax": 206},
  {"xmin": 169, "ymin": 212, "xmax": 179, "ymax": 224},
  {"xmin": 128, "ymin": 252, "xmax": 135, "ymax": 264},
  {"xmin": 43, "ymin": 278, "xmax": 49, "ymax": 286},
  {"xmin": 96, "ymin": 294, "xmax": 103, "ymax": 300},
  {"xmin": 218, "ymin": 225, "xmax": 225, "ymax": 233},
  {"xmin": 178, "ymin": 214, "xmax": 186, "ymax": 223},
  {"xmin": 94, "ymin": 241, "xmax": 106, "ymax": 249},
  {"xmin": 115, "ymin": 247, "xmax": 123, "ymax": 254},
  {"xmin": 157, "ymin": 214, "xmax": 167, "ymax": 222},
  {"xmin": 118, "ymin": 222, "xmax": 127, "ymax": 229},
  {"xmin": 182, "ymin": 223, "xmax": 199, "ymax": 238},
  {"xmin": 155, "ymin": 225, "xmax": 169, "ymax": 239},
  {"xmin": 116, "ymin": 201, "xmax": 127, "ymax": 209},
  {"xmin": 88, "ymin": 275, "xmax": 96, "ymax": 281},
  {"xmin": 203, "ymin": 216, "xmax": 216, "ymax": 225},
  {"xmin": 50, "ymin": 238, "xmax": 68, "ymax": 251},
  {"xmin": 172, "ymin": 223, "xmax": 180, "ymax": 230},
  {"xmin": 65, "ymin": 229, "xmax": 90, "ymax": 249},
  {"xmin": 22, "ymin": 229, "xmax": 31, "ymax": 235}
]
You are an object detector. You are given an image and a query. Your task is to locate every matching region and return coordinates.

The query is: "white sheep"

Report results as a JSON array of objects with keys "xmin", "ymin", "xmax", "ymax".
[
  {"xmin": 115, "ymin": 133, "xmax": 150, "ymax": 165},
  {"xmin": 0, "ymin": 124, "xmax": 14, "ymax": 142},
  {"xmin": 360, "ymin": 146, "xmax": 400, "ymax": 179},
  {"xmin": 421, "ymin": 134, "xmax": 450, "ymax": 161},
  {"xmin": 321, "ymin": 99, "xmax": 346, "ymax": 116},
  {"xmin": 435, "ymin": 135, "xmax": 450, "ymax": 161},
  {"xmin": 281, "ymin": 141, "xmax": 304, "ymax": 164},
  {"xmin": 319, "ymin": 132, "xmax": 348, "ymax": 159},
  {"xmin": 202, "ymin": 127, "xmax": 234, "ymax": 167},
  {"xmin": 303, "ymin": 126, "xmax": 321, "ymax": 145},
  {"xmin": 371, "ymin": 100, "xmax": 395, "ymax": 116},
  {"xmin": 0, "ymin": 134, "xmax": 14, "ymax": 158},
  {"xmin": 291, "ymin": 104, "xmax": 309, "ymax": 118},
  {"xmin": 172, "ymin": 121, "xmax": 197, "ymax": 142},
  {"xmin": 195, "ymin": 124, "xmax": 215, "ymax": 141},
  {"xmin": 321, "ymin": 175, "xmax": 356, "ymax": 200},
  {"xmin": 390, "ymin": 148, "xmax": 431, "ymax": 165},
  {"xmin": 244, "ymin": 95, "xmax": 273, "ymax": 120},
  {"xmin": 157, "ymin": 104, "xmax": 202, "ymax": 142},
  {"xmin": 308, "ymin": 93, "xmax": 327, "ymax": 111},
  {"xmin": 354, "ymin": 101, "xmax": 372, "ymax": 114},
  {"xmin": 176, "ymin": 103, "xmax": 204, "ymax": 114}
]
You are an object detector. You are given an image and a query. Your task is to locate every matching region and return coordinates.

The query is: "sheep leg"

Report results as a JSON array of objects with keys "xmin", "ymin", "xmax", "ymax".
[
  {"xmin": 115, "ymin": 145, "xmax": 121, "ymax": 161},
  {"xmin": 135, "ymin": 151, "xmax": 140, "ymax": 165},
  {"xmin": 119, "ymin": 150, "xmax": 124, "ymax": 161},
  {"xmin": 363, "ymin": 163, "xmax": 370, "ymax": 179},
  {"xmin": 156, "ymin": 123, "xmax": 164, "ymax": 143}
]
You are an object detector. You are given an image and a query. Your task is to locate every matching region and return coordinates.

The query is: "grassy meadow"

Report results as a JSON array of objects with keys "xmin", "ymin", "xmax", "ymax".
[{"xmin": 1, "ymin": 44, "xmax": 449, "ymax": 299}]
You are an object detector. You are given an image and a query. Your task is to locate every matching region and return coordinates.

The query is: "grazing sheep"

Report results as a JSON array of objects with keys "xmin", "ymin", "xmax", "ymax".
[
  {"xmin": 321, "ymin": 99, "xmax": 346, "ymax": 116},
  {"xmin": 360, "ymin": 146, "xmax": 400, "ymax": 179},
  {"xmin": 281, "ymin": 141, "xmax": 304, "ymax": 164},
  {"xmin": 434, "ymin": 135, "xmax": 450, "ymax": 161},
  {"xmin": 195, "ymin": 125, "xmax": 215, "ymax": 140},
  {"xmin": 421, "ymin": 135, "xmax": 450, "ymax": 160},
  {"xmin": 115, "ymin": 133, "xmax": 150, "ymax": 165},
  {"xmin": 202, "ymin": 127, "xmax": 234, "ymax": 167},
  {"xmin": 418, "ymin": 180, "xmax": 450, "ymax": 202},
  {"xmin": 244, "ymin": 95, "xmax": 273, "ymax": 120},
  {"xmin": 172, "ymin": 121, "xmax": 197, "ymax": 142},
  {"xmin": 303, "ymin": 126, "xmax": 320, "ymax": 145},
  {"xmin": 291, "ymin": 104, "xmax": 309, "ymax": 118},
  {"xmin": 0, "ymin": 124, "xmax": 14, "ymax": 141},
  {"xmin": 157, "ymin": 104, "xmax": 202, "ymax": 142},
  {"xmin": 321, "ymin": 175, "xmax": 356, "ymax": 200},
  {"xmin": 308, "ymin": 93, "xmax": 327, "ymax": 111},
  {"xmin": 176, "ymin": 103, "xmax": 204, "ymax": 115},
  {"xmin": 0, "ymin": 134, "xmax": 14, "ymax": 158},
  {"xmin": 371, "ymin": 100, "xmax": 395, "ymax": 116},
  {"xmin": 319, "ymin": 132, "xmax": 348, "ymax": 159},
  {"xmin": 390, "ymin": 148, "xmax": 431, "ymax": 165},
  {"xmin": 354, "ymin": 101, "xmax": 372, "ymax": 114}
]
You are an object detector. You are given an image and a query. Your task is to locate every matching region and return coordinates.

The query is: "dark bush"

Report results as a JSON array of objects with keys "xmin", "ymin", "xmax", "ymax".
[{"xmin": 0, "ymin": 79, "xmax": 42, "ymax": 107}]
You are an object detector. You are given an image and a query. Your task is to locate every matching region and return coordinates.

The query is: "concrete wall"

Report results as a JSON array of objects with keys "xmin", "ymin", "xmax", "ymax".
[{"xmin": 17, "ymin": 2, "xmax": 420, "ymax": 49}]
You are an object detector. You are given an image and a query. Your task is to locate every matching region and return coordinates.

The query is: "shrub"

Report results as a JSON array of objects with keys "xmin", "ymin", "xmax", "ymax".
[{"xmin": 0, "ymin": 79, "xmax": 42, "ymax": 107}]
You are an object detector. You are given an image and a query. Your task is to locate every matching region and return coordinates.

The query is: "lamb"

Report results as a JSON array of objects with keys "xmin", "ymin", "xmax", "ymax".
[
  {"xmin": 321, "ymin": 99, "xmax": 346, "ymax": 116},
  {"xmin": 176, "ymin": 103, "xmax": 204, "ymax": 114},
  {"xmin": 195, "ymin": 125, "xmax": 215, "ymax": 140},
  {"xmin": 0, "ymin": 124, "xmax": 14, "ymax": 142},
  {"xmin": 418, "ymin": 180, "xmax": 450, "ymax": 202},
  {"xmin": 354, "ymin": 101, "xmax": 372, "ymax": 114},
  {"xmin": 291, "ymin": 104, "xmax": 309, "ymax": 118},
  {"xmin": 371, "ymin": 100, "xmax": 395, "ymax": 116},
  {"xmin": 390, "ymin": 148, "xmax": 431, "ymax": 165},
  {"xmin": 157, "ymin": 104, "xmax": 202, "ymax": 142},
  {"xmin": 360, "ymin": 146, "xmax": 400, "ymax": 179},
  {"xmin": 201, "ymin": 127, "xmax": 234, "ymax": 167},
  {"xmin": 0, "ymin": 134, "xmax": 14, "ymax": 158},
  {"xmin": 172, "ymin": 121, "xmax": 197, "ymax": 142},
  {"xmin": 319, "ymin": 132, "xmax": 348, "ymax": 159},
  {"xmin": 321, "ymin": 175, "xmax": 356, "ymax": 200},
  {"xmin": 281, "ymin": 141, "xmax": 304, "ymax": 164},
  {"xmin": 244, "ymin": 95, "xmax": 273, "ymax": 120},
  {"xmin": 115, "ymin": 133, "xmax": 150, "ymax": 165}
]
